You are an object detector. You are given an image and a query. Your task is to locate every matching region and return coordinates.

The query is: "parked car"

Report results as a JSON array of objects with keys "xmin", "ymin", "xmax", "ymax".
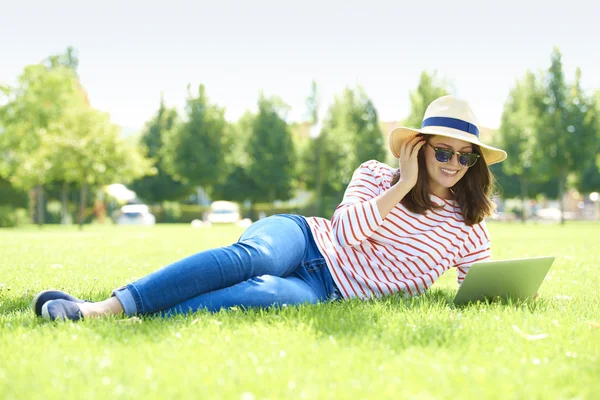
[
  {"xmin": 207, "ymin": 201, "xmax": 241, "ymax": 224},
  {"xmin": 116, "ymin": 204, "xmax": 156, "ymax": 226}
]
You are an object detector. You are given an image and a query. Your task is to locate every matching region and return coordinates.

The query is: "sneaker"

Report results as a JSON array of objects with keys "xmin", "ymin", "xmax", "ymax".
[
  {"xmin": 41, "ymin": 299, "xmax": 84, "ymax": 321},
  {"xmin": 31, "ymin": 290, "xmax": 86, "ymax": 317}
]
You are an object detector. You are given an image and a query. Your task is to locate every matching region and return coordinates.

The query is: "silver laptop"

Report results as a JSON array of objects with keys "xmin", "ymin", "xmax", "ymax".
[{"xmin": 453, "ymin": 256, "xmax": 555, "ymax": 306}]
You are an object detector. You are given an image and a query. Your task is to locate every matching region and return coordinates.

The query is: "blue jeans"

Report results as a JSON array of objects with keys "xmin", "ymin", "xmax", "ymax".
[{"xmin": 113, "ymin": 214, "xmax": 341, "ymax": 316}]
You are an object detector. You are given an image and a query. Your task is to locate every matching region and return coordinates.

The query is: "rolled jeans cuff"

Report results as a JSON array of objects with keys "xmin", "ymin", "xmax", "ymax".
[{"xmin": 112, "ymin": 285, "xmax": 138, "ymax": 317}]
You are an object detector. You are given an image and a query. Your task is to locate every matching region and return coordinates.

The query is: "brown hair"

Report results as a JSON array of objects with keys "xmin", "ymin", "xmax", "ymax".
[{"xmin": 390, "ymin": 136, "xmax": 496, "ymax": 226}]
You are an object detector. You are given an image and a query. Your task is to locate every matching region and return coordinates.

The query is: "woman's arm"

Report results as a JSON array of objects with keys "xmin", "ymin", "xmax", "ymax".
[
  {"xmin": 374, "ymin": 179, "xmax": 413, "ymax": 220},
  {"xmin": 332, "ymin": 136, "xmax": 425, "ymax": 248},
  {"xmin": 331, "ymin": 163, "xmax": 415, "ymax": 248},
  {"xmin": 375, "ymin": 135, "xmax": 424, "ymax": 219}
]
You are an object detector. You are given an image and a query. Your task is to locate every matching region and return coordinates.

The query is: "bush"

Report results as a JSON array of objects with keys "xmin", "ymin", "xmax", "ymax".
[
  {"xmin": 0, "ymin": 206, "xmax": 29, "ymax": 228},
  {"xmin": 150, "ymin": 204, "xmax": 208, "ymax": 223},
  {"xmin": 162, "ymin": 202, "xmax": 182, "ymax": 223},
  {"xmin": 146, "ymin": 202, "xmax": 326, "ymax": 224},
  {"xmin": 46, "ymin": 200, "xmax": 63, "ymax": 224}
]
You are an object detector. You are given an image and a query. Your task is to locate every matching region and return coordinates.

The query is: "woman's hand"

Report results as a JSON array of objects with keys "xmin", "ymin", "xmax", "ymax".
[{"xmin": 398, "ymin": 135, "xmax": 426, "ymax": 189}]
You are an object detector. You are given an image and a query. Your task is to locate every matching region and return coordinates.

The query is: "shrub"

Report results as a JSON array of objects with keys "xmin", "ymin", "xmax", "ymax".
[{"xmin": 0, "ymin": 206, "xmax": 29, "ymax": 228}]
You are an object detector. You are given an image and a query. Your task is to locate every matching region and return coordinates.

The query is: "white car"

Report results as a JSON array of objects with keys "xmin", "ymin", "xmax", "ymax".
[
  {"xmin": 207, "ymin": 201, "xmax": 241, "ymax": 224},
  {"xmin": 116, "ymin": 204, "xmax": 156, "ymax": 226}
]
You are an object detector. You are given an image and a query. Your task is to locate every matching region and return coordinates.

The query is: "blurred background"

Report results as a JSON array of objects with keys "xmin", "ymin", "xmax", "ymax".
[{"xmin": 1, "ymin": 0, "xmax": 599, "ymax": 228}]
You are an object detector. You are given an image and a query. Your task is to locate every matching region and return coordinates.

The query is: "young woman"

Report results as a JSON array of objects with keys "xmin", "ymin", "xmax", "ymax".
[{"xmin": 33, "ymin": 95, "xmax": 507, "ymax": 321}]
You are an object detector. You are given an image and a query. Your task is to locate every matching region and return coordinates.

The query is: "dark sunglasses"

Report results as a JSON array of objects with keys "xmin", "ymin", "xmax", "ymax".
[{"xmin": 427, "ymin": 143, "xmax": 480, "ymax": 167}]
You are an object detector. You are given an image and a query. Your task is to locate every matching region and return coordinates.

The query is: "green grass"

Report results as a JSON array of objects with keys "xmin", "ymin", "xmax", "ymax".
[{"xmin": 1, "ymin": 222, "xmax": 599, "ymax": 400}]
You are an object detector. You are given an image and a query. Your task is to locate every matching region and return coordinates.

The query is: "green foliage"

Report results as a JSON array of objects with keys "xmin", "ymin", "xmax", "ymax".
[
  {"xmin": 352, "ymin": 94, "xmax": 386, "ymax": 165},
  {"xmin": 0, "ymin": 206, "xmax": 28, "ymax": 227},
  {"xmin": 0, "ymin": 62, "xmax": 85, "ymax": 189},
  {"xmin": 497, "ymin": 48, "xmax": 600, "ymax": 208},
  {"xmin": 160, "ymin": 201, "xmax": 183, "ymax": 222},
  {"xmin": 130, "ymin": 97, "xmax": 192, "ymax": 203},
  {"xmin": 565, "ymin": 69, "xmax": 600, "ymax": 194},
  {"xmin": 498, "ymin": 71, "xmax": 543, "ymax": 176},
  {"xmin": 212, "ymin": 112, "xmax": 255, "ymax": 202},
  {"xmin": 495, "ymin": 71, "xmax": 547, "ymax": 205},
  {"xmin": 45, "ymin": 46, "xmax": 79, "ymax": 72},
  {"xmin": 0, "ymin": 48, "xmax": 152, "ymax": 227},
  {"xmin": 162, "ymin": 84, "xmax": 228, "ymax": 195},
  {"xmin": 246, "ymin": 95, "xmax": 296, "ymax": 203},
  {"xmin": 491, "ymin": 163, "xmax": 559, "ymax": 199},
  {"xmin": 301, "ymin": 86, "xmax": 385, "ymax": 216},
  {"xmin": 534, "ymin": 49, "xmax": 597, "ymax": 193},
  {"xmin": 404, "ymin": 71, "xmax": 450, "ymax": 128},
  {"xmin": 45, "ymin": 106, "xmax": 151, "ymax": 187},
  {"xmin": 0, "ymin": 206, "xmax": 18, "ymax": 227},
  {"xmin": 575, "ymin": 163, "xmax": 600, "ymax": 194},
  {"xmin": 0, "ymin": 177, "xmax": 27, "ymax": 207}
]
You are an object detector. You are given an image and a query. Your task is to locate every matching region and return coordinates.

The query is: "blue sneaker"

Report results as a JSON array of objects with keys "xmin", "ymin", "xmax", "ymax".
[
  {"xmin": 31, "ymin": 290, "xmax": 86, "ymax": 317},
  {"xmin": 41, "ymin": 299, "xmax": 84, "ymax": 321}
]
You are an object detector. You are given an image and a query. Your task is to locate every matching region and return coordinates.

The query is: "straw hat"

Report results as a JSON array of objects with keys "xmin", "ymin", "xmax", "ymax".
[{"xmin": 388, "ymin": 95, "xmax": 507, "ymax": 165}]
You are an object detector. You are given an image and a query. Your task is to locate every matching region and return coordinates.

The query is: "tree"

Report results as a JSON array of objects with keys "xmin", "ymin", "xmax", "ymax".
[
  {"xmin": 575, "ymin": 163, "xmax": 600, "ymax": 195},
  {"xmin": 305, "ymin": 80, "xmax": 324, "ymax": 216},
  {"xmin": 246, "ymin": 95, "xmax": 296, "ymax": 203},
  {"xmin": 211, "ymin": 111, "xmax": 255, "ymax": 202},
  {"xmin": 300, "ymin": 86, "xmax": 384, "ymax": 217},
  {"xmin": 0, "ymin": 177, "xmax": 27, "ymax": 208},
  {"xmin": 162, "ymin": 84, "xmax": 227, "ymax": 197},
  {"xmin": 535, "ymin": 49, "xmax": 598, "ymax": 224},
  {"xmin": 0, "ymin": 61, "xmax": 85, "ymax": 225},
  {"xmin": 404, "ymin": 71, "xmax": 450, "ymax": 128},
  {"xmin": 45, "ymin": 46, "xmax": 79, "ymax": 72},
  {"xmin": 496, "ymin": 71, "xmax": 545, "ymax": 221},
  {"xmin": 353, "ymin": 90, "xmax": 386, "ymax": 165},
  {"xmin": 130, "ymin": 96, "xmax": 193, "ymax": 203},
  {"xmin": 45, "ymin": 107, "xmax": 151, "ymax": 227},
  {"xmin": 575, "ymin": 90, "xmax": 600, "ymax": 195},
  {"xmin": 566, "ymin": 70, "xmax": 600, "ymax": 195}
]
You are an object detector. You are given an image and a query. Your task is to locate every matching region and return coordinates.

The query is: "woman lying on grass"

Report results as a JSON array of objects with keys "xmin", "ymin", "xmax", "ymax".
[{"xmin": 33, "ymin": 95, "xmax": 507, "ymax": 321}]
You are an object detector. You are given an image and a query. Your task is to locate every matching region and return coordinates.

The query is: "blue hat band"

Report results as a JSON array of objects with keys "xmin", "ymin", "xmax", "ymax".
[{"xmin": 421, "ymin": 116, "xmax": 479, "ymax": 138}]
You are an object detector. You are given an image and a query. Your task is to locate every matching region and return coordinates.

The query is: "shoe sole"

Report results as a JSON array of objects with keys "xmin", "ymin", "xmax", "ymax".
[
  {"xmin": 41, "ymin": 301, "xmax": 51, "ymax": 320},
  {"xmin": 31, "ymin": 289, "xmax": 58, "ymax": 316}
]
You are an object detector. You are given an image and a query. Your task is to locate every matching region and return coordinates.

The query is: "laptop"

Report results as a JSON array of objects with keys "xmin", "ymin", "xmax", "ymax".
[{"xmin": 453, "ymin": 256, "xmax": 555, "ymax": 306}]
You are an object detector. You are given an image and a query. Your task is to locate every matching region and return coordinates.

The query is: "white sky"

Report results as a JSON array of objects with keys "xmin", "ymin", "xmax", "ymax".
[{"xmin": 1, "ymin": 0, "xmax": 598, "ymax": 131}]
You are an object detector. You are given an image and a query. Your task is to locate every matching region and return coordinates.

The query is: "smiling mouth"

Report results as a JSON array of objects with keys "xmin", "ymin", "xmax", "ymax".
[{"xmin": 440, "ymin": 168, "xmax": 459, "ymax": 176}]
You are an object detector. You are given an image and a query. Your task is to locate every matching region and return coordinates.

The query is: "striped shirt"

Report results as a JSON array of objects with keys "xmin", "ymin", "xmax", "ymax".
[{"xmin": 305, "ymin": 159, "xmax": 491, "ymax": 300}]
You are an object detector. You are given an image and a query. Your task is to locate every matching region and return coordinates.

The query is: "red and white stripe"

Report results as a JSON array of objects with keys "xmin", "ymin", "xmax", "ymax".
[{"xmin": 306, "ymin": 160, "xmax": 491, "ymax": 299}]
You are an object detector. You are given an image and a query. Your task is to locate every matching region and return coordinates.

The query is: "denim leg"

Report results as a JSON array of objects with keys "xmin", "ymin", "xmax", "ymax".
[
  {"xmin": 158, "ymin": 259, "xmax": 342, "ymax": 316},
  {"xmin": 158, "ymin": 274, "xmax": 323, "ymax": 315},
  {"xmin": 113, "ymin": 215, "xmax": 307, "ymax": 316}
]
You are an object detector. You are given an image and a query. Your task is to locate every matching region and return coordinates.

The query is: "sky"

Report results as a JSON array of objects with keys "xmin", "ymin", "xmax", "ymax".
[{"xmin": 1, "ymin": 0, "xmax": 599, "ymax": 134}]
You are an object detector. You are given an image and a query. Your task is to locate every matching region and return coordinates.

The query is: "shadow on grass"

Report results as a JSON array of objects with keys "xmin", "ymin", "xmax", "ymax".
[
  {"xmin": 0, "ymin": 286, "xmax": 550, "ymax": 350},
  {"xmin": 0, "ymin": 288, "xmax": 111, "ymax": 316},
  {"xmin": 202, "ymin": 288, "xmax": 550, "ymax": 349}
]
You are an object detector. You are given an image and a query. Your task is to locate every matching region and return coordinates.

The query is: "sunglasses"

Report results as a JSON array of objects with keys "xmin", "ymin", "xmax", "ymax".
[{"xmin": 428, "ymin": 143, "xmax": 480, "ymax": 167}]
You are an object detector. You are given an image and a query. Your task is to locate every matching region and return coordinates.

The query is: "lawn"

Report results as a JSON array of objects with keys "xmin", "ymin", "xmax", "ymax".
[{"xmin": 0, "ymin": 221, "xmax": 599, "ymax": 399}]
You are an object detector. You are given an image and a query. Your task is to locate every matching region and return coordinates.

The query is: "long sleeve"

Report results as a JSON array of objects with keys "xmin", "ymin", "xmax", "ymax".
[
  {"xmin": 331, "ymin": 161, "xmax": 384, "ymax": 248},
  {"xmin": 455, "ymin": 220, "xmax": 491, "ymax": 286}
]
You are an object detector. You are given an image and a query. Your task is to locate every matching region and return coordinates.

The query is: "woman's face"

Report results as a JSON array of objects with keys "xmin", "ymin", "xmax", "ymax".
[{"xmin": 424, "ymin": 135, "xmax": 473, "ymax": 197}]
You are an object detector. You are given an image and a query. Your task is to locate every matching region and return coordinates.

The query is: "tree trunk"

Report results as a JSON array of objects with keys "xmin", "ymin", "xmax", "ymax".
[
  {"xmin": 36, "ymin": 185, "xmax": 45, "ymax": 227},
  {"xmin": 61, "ymin": 182, "xmax": 69, "ymax": 225},
  {"xmin": 558, "ymin": 171, "xmax": 566, "ymax": 225},
  {"xmin": 519, "ymin": 177, "xmax": 528, "ymax": 223},
  {"xmin": 78, "ymin": 182, "xmax": 87, "ymax": 230}
]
